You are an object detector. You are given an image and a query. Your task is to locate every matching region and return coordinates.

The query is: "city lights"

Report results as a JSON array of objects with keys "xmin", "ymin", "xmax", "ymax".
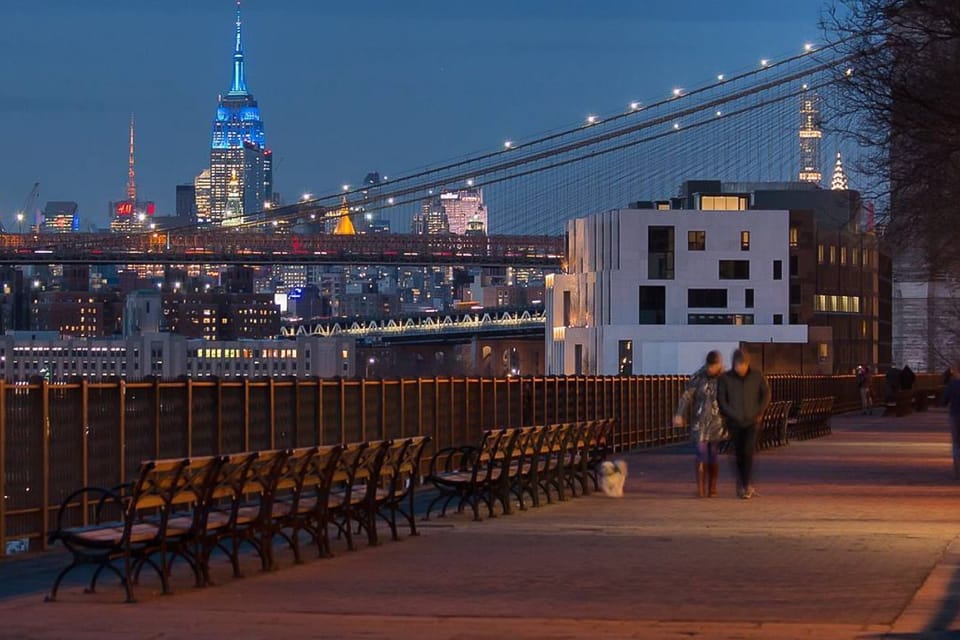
[
  {"xmin": 673, "ymin": 122, "xmax": 681, "ymax": 130},
  {"xmin": 342, "ymin": 184, "xmax": 350, "ymax": 192},
  {"xmin": 586, "ymin": 115, "xmax": 599, "ymax": 125},
  {"xmin": 672, "ymin": 88, "xmax": 682, "ymax": 97},
  {"xmin": 761, "ymin": 58, "xmax": 770, "ymax": 67},
  {"xmin": 717, "ymin": 74, "xmax": 725, "ymax": 81},
  {"xmin": 301, "ymin": 193, "xmax": 311, "ymax": 201},
  {"xmin": 387, "ymin": 197, "xmax": 395, "ymax": 205},
  {"xmin": 804, "ymin": 42, "xmax": 814, "ymax": 52},
  {"xmin": 503, "ymin": 140, "xmax": 514, "ymax": 149},
  {"xmin": 629, "ymin": 101, "xmax": 642, "ymax": 111}
]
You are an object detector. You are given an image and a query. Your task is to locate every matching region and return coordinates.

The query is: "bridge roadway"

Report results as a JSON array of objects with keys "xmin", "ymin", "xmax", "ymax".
[
  {"xmin": 0, "ymin": 232, "xmax": 565, "ymax": 267},
  {"xmin": 2, "ymin": 410, "xmax": 959, "ymax": 639}
]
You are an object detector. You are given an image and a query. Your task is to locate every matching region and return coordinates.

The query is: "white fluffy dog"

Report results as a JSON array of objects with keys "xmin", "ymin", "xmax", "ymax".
[{"xmin": 598, "ymin": 460, "xmax": 628, "ymax": 498}]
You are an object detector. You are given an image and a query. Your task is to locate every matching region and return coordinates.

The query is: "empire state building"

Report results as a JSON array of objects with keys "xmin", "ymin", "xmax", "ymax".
[{"xmin": 207, "ymin": 1, "xmax": 272, "ymax": 226}]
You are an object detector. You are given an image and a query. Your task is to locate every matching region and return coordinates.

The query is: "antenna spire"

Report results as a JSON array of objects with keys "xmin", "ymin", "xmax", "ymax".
[
  {"xmin": 229, "ymin": 1, "xmax": 248, "ymax": 95},
  {"xmin": 831, "ymin": 151, "xmax": 849, "ymax": 190},
  {"xmin": 127, "ymin": 113, "xmax": 137, "ymax": 201}
]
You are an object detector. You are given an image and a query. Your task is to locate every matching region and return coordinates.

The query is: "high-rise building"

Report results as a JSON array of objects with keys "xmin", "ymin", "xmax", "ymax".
[
  {"xmin": 209, "ymin": 2, "xmax": 271, "ymax": 226},
  {"xmin": 798, "ymin": 91, "xmax": 823, "ymax": 184},
  {"xmin": 176, "ymin": 184, "xmax": 197, "ymax": 221},
  {"xmin": 412, "ymin": 195, "xmax": 449, "ymax": 235},
  {"xmin": 41, "ymin": 201, "xmax": 79, "ymax": 234},
  {"xmin": 440, "ymin": 188, "xmax": 488, "ymax": 235},
  {"xmin": 194, "ymin": 169, "xmax": 212, "ymax": 224}
]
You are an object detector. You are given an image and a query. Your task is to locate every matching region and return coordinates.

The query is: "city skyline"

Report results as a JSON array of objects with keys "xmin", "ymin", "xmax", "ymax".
[{"xmin": 0, "ymin": 0, "xmax": 823, "ymax": 228}]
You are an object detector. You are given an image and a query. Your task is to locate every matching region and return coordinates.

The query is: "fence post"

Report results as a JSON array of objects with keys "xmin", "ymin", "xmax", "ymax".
[
  {"xmin": 316, "ymin": 379, "xmax": 323, "ymax": 445},
  {"xmin": 339, "ymin": 378, "xmax": 346, "ymax": 443},
  {"xmin": 381, "ymin": 380, "xmax": 388, "ymax": 441},
  {"xmin": 119, "ymin": 380, "xmax": 127, "ymax": 485},
  {"xmin": 434, "ymin": 377, "xmax": 440, "ymax": 447},
  {"xmin": 153, "ymin": 378, "xmax": 161, "ymax": 458},
  {"xmin": 417, "ymin": 378, "xmax": 423, "ymax": 438},
  {"xmin": 360, "ymin": 379, "xmax": 367, "ymax": 442},
  {"xmin": 81, "ymin": 380, "xmax": 89, "ymax": 527},
  {"xmin": 0, "ymin": 379, "xmax": 5, "ymax": 558},
  {"xmin": 243, "ymin": 378, "xmax": 251, "ymax": 452},
  {"xmin": 268, "ymin": 378, "xmax": 276, "ymax": 450},
  {"xmin": 186, "ymin": 379, "xmax": 194, "ymax": 458},
  {"xmin": 41, "ymin": 381, "xmax": 51, "ymax": 551},
  {"xmin": 216, "ymin": 378, "xmax": 224, "ymax": 454}
]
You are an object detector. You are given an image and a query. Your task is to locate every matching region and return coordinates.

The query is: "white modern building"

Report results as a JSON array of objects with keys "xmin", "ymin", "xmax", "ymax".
[
  {"xmin": 546, "ymin": 207, "xmax": 808, "ymax": 375},
  {"xmin": 0, "ymin": 332, "xmax": 355, "ymax": 382}
]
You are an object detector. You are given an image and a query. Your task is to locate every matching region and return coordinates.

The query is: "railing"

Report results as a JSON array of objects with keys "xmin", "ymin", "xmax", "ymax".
[
  {"xmin": 0, "ymin": 232, "xmax": 565, "ymax": 267},
  {"xmin": 0, "ymin": 373, "xmax": 867, "ymax": 556}
]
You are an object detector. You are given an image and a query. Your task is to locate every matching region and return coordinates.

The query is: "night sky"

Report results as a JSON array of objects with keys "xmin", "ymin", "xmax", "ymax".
[{"xmin": 0, "ymin": 0, "xmax": 826, "ymax": 228}]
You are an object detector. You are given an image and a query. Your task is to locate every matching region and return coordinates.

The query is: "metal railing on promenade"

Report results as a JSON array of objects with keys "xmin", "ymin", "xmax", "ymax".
[{"xmin": 0, "ymin": 373, "xmax": 869, "ymax": 556}]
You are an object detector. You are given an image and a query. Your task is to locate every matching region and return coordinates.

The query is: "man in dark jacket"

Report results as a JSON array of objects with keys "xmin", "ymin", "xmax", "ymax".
[{"xmin": 718, "ymin": 349, "xmax": 770, "ymax": 499}]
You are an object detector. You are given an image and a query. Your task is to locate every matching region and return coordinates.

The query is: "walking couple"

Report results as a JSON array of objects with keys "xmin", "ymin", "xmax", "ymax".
[{"xmin": 673, "ymin": 349, "xmax": 770, "ymax": 499}]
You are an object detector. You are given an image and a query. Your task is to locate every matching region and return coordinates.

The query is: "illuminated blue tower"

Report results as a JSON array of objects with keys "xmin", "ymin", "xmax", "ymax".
[{"xmin": 208, "ymin": 1, "xmax": 271, "ymax": 226}]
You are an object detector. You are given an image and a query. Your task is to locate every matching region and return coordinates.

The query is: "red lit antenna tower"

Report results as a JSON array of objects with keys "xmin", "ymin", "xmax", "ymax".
[{"xmin": 127, "ymin": 113, "xmax": 137, "ymax": 202}]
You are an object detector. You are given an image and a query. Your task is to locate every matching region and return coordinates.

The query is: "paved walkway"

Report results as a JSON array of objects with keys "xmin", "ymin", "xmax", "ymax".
[{"xmin": 1, "ymin": 410, "xmax": 960, "ymax": 639}]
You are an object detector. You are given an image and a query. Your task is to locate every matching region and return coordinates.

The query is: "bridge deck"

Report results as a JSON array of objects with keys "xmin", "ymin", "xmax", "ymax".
[{"xmin": 2, "ymin": 410, "xmax": 960, "ymax": 639}]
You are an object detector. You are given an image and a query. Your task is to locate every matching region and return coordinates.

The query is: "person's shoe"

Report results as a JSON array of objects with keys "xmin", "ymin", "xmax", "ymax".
[
  {"xmin": 707, "ymin": 464, "xmax": 719, "ymax": 497},
  {"xmin": 742, "ymin": 486, "xmax": 756, "ymax": 500},
  {"xmin": 696, "ymin": 463, "xmax": 706, "ymax": 498}
]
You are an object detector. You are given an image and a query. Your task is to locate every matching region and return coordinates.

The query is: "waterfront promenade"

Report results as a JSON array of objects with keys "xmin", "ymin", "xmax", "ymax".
[{"xmin": 0, "ymin": 410, "xmax": 958, "ymax": 639}]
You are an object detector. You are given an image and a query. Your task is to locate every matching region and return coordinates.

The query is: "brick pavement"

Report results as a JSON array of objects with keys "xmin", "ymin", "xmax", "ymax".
[{"xmin": 0, "ymin": 410, "xmax": 958, "ymax": 639}]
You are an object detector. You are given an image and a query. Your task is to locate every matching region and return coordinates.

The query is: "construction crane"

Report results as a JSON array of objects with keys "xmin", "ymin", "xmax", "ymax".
[{"xmin": 8, "ymin": 182, "xmax": 40, "ymax": 234}]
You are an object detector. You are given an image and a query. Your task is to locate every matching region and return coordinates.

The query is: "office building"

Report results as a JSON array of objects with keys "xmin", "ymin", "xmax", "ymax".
[
  {"xmin": 41, "ymin": 202, "xmax": 79, "ymax": 234},
  {"xmin": 208, "ymin": 3, "xmax": 272, "ymax": 225}
]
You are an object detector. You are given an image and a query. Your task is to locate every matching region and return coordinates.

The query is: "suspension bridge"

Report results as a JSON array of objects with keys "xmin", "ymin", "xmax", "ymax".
[{"xmin": 4, "ymin": 41, "xmax": 862, "ymax": 267}]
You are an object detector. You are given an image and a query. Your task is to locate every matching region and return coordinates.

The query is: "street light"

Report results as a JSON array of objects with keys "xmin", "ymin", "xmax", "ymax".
[{"xmin": 16, "ymin": 212, "xmax": 24, "ymax": 234}]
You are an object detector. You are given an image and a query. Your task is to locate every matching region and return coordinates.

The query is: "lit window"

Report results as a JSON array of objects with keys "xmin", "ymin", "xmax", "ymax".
[
  {"xmin": 852, "ymin": 248, "xmax": 860, "ymax": 266},
  {"xmin": 817, "ymin": 244, "xmax": 824, "ymax": 264},
  {"xmin": 789, "ymin": 227, "xmax": 799, "ymax": 248},
  {"xmin": 687, "ymin": 230, "xmax": 706, "ymax": 251},
  {"xmin": 829, "ymin": 245, "xmax": 836, "ymax": 264},
  {"xmin": 818, "ymin": 342, "xmax": 830, "ymax": 361},
  {"xmin": 740, "ymin": 231, "xmax": 750, "ymax": 251},
  {"xmin": 840, "ymin": 247, "xmax": 847, "ymax": 265}
]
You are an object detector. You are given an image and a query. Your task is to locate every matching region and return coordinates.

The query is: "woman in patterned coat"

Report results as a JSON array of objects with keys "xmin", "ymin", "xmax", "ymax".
[{"xmin": 673, "ymin": 351, "xmax": 727, "ymax": 497}]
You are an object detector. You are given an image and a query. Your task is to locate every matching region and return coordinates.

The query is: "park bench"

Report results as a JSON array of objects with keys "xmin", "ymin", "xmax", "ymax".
[
  {"xmin": 375, "ymin": 436, "xmax": 431, "ymax": 541},
  {"xmin": 884, "ymin": 390, "xmax": 914, "ymax": 417},
  {"xmin": 329, "ymin": 440, "xmax": 391, "ymax": 550},
  {"xmin": 788, "ymin": 397, "xmax": 834, "ymax": 440},
  {"xmin": 756, "ymin": 401, "xmax": 792, "ymax": 450},
  {"xmin": 425, "ymin": 428, "xmax": 517, "ymax": 521},
  {"xmin": 46, "ymin": 456, "xmax": 220, "ymax": 603}
]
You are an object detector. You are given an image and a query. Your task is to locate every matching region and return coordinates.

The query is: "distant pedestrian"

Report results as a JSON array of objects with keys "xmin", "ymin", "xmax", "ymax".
[
  {"xmin": 901, "ymin": 365, "xmax": 917, "ymax": 391},
  {"xmin": 718, "ymin": 349, "xmax": 770, "ymax": 500},
  {"xmin": 942, "ymin": 367, "xmax": 960, "ymax": 480},
  {"xmin": 886, "ymin": 366, "xmax": 902, "ymax": 400},
  {"xmin": 674, "ymin": 351, "xmax": 727, "ymax": 498},
  {"xmin": 856, "ymin": 365, "xmax": 872, "ymax": 415}
]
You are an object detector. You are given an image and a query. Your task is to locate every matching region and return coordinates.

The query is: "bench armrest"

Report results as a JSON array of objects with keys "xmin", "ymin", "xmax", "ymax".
[
  {"xmin": 49, "ymin": 486, "xmax": 127, "ymax": 544},
  {"xmin": 428, "ymin": 446, "xmax": 479, "ymax": 476}
]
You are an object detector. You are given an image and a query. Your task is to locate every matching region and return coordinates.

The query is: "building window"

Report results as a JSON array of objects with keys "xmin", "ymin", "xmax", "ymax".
[
  {"xmin": 700, "ymin": 195, "xmax": 748, "ymax": 211},
  {"xmin": 687, "ymin": 230, "xmax": 706, "ymax": 251},
  {"xmin": 745, "ymin": 289, "xmax": 754, "ymax": 308},
  {"xmin": 840, "ymin": 246, "xmax": 848, "ymax": 266},
  {"xmin": 574, "ymin": 344, "xmax": 583, "ymax": 375},
  {"xmin": 639, "ymin": 285, "xmax": 666, "ymax": 325},
  {"xmin": 562, "ymin": 291, "xmax": 572, "ymax": 327},
  {"xmin": 688, "ymin": 289, "xmax": 728, "ymax": 308},
  {"xmin": 648, "ymin": 226, "xmax": 675, "ymax": 279},
  {"xmin": 790, "ymin": 254, "xmax": 799, "ymax": 277},
  {"xmin": 790, "ymin": 283, "xmax": 801, "ymax": 305},
  {"xmin": 790, "ymin": 312, "xmax": 799, "ymax": 325},
  {"xmin": 773, "ymin": 314, "xmax": 783, "ymax": 325},
  {"xmin": 829, "ymin": 245, "xmax": 836, "ymax": 264},
  {"xmin": 718, "ymin": 260, "xmax": 750, "ymax": 280},
  {"xmin": 688, "ymin": 313, "xmax": 754, "ymax": 325},
  {"xmin": 789, "ymin": 226, "xmax": 799, "ymax": 247},
  {"xmin": 740, "ymin": 231, "xmax": 750, "ymax": 251},
  {"xmin": 618, "ymin": 340, "xmax": 633, "ymax": 376},
  {"xmin": 817, "ymin": 244, "xmax": 824, "ymax": 264},
  {"xmin": 852, "ymin": 248, "xmax": 860, "ymax": 266},
  {"xmin": 818, "ymin": 342, "xmax": 830, "ymax": 361},
  {"xmin": 773, "ymin": 260, "xmax": 783, "ymax": 280}
]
